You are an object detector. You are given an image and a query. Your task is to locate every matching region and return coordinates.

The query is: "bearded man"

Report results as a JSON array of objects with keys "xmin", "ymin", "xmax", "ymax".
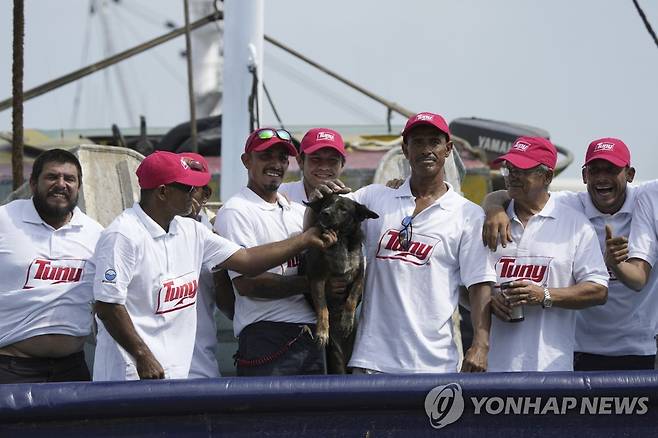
[{"xmin": 0, "ymin": 149, "xmax": 104, "ymax": 383}]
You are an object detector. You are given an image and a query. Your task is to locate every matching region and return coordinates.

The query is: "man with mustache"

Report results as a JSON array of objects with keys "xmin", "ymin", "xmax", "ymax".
[
  {"xmin": 0, "ymin": 149, "xmax": 103, "ymax": 383},
  {"xmin": 214, "ymin": 128, "xmax": 327, "ymax": 376},
  {"xmin": 483, "ymin": 138, "xmax": 658, "ymax": 370},
  {"xmin": 92, "ymin": 150, "xmax": 335, "ymax": 380},
  {"xmin": 482, "ymin": 137, "xmax": 609, "ymax": 371},
  {"xmin": 309, "ymin": 112, "xmax": 497, "ymax": 374}
]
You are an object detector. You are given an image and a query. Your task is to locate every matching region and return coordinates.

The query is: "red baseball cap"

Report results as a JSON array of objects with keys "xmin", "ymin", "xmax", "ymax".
[
  {"xmin": 493, "ymin": 136, "xmax": 557, "ymax": 170},
  {"xmin": 401, "ymin": 112, "xmax": 451, "ymax": 141},
  {"xmin": 300, "ymin": 128, "xmax": 346, "ymax": 157},
  {"xmin": 244, "ymin": 128, "xmax": 297, "ymax": 156},
  {"xmin": 136, "ymin": 151, "xmax": 211, "ymax": 189},
  {"xmin": 583, "ymin": 137, "xmax": 631, "ymax": 168}
]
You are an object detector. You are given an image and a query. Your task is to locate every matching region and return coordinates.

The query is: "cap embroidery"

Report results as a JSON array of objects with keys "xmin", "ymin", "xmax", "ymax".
[
  {"xmin": 512, "ymin": 141, "xmax": 530, "ymax": 151},
  {"xmin": 594, "ymin": 142, "xmax": 615, "ymax": 152},
  {"xmin": 317, "ymin": 131, "xmax": 335, "ymax": 141}
]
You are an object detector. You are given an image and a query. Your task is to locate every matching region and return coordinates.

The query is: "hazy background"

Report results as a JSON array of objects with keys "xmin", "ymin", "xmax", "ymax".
[{"xmin": 1, "ymin": 0, "xmax": 657, "ymax": 180}]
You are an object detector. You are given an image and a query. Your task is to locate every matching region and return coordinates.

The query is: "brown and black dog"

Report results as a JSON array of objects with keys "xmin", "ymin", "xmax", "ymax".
[{"xmin": 303, "ymin": 193, "xmax": 378, "ymax": 373}]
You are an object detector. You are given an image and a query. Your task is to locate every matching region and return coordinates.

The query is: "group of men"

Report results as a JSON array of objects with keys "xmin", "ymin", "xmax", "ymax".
[{"xmin": 0, "ymin": 111, "xmax": 656, "ymax": 383}]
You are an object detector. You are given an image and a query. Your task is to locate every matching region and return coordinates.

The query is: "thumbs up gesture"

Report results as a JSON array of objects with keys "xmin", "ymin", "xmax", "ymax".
[{"xmin": 604, "ymin": 224, "xmax": 629, "ymax": 266}]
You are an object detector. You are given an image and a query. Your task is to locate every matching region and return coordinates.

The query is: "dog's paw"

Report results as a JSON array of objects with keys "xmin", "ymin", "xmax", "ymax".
[
  {"xmin": 315, "ymin": 329, "xmax": 329, "ymax": 347},
  {"xmin": 338, "ymin": 313, "xmax": 355, "ymax": 337}
]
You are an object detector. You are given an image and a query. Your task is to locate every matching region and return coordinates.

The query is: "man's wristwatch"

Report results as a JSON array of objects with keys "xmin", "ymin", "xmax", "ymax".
[{"xmin": 541, "ymin": 286, "xmax": 552, "ymax": 309}]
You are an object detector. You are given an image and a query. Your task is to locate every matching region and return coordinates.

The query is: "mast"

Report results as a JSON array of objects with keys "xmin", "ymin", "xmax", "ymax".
[{"xmin": 220, "ymin": 0, "xmax": 264, "ymax": 201}]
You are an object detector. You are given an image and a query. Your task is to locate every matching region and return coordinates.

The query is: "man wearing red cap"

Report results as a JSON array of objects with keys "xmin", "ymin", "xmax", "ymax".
[
  {"xmin": 279, "ymin": 127, "xmax": 347, "ymax": 204},
  {"xmin": 214, "ymin": 128, "xmax": 328, "ymax": 376},
  {"xmin": 309, "ymin": 112, "xmax": 497, "ymax": 374},
  {"xmin": 278, "ymin": 128, "xmax": 354, "ymax": 374},
  {"xmin": 484, "ymin": 137, "xmax": 608, "ymax": 371},
  {"xmin": 483, "ymin": 137, "xmax": 658, "ymax": 370},
  {"xmin": 91, "ymin": 150, "xmax": 335, "ymax": 381},
  {"xmin": 176, "ymin": 153, "xmax": 223, "ymax": 378}
]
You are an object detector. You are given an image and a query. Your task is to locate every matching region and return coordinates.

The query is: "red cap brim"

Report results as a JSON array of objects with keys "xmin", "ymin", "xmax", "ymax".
[
  {"xmin": 493, "ymin": 153, "xmax": 541, "ymax": 169},
  {"xmin": 249, "ymin": 138, "xmax": 298, "ymax": 156},
  {"xmin": 302, "ymin": 143, "xmax": 346, "ymax": 158}
]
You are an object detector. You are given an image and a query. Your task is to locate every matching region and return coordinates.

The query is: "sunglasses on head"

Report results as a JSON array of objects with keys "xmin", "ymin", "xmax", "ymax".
[
  {"xmin": 255, "ymin": 128, "xmax": 292, "ymax": 142},
  {"xmin": 398, "ymin": 215, "xmax": 414, "ymax": 250}
]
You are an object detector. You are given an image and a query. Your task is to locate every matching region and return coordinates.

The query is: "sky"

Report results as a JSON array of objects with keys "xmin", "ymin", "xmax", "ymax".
[{"xmin": 1, "ymin": 0, "xmax": 657, "ymax": 180}]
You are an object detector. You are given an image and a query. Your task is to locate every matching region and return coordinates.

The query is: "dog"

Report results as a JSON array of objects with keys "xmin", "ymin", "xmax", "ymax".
[{"xmin": 303, "ymin": 193, "xmax": 378, "ymax": 373}]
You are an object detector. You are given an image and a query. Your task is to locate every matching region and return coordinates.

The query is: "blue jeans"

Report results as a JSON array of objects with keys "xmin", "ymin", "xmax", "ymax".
[
  {"xmin": 0, "ymin": 351, "xmax": 90, "ymax": 384},
  {"xmin": 235, "ymin": 321, "xmax": 326, "ymax": 376}
]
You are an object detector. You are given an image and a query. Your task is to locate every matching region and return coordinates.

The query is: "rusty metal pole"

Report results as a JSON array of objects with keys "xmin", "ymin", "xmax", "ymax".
[
  {"xmin": 183, "ymin": 0, "xmax": 198, "ymax": 152},
  {"xmin": 11, "ymin": 0, "xmax": 25, "ymax": 190}
]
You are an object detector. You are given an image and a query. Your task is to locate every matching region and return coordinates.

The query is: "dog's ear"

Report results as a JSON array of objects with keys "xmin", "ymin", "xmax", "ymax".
[
  {"xmin": 354, "ymin": 201, "xmax": 379, "ymax": 220},
  {"xmin": 303, "ymin": 197, "xmax": 325, "ymax": 213}
]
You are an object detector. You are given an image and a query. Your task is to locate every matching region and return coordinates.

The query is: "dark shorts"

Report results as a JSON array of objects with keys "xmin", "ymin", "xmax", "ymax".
[
  {"xmin": 0, "ymin": 351, "xmax": 91, "ymax": 384},
  {"xmin": 574, "ymin": 351, "xmax": 655, "ymax": 371},
  {"xmin": 236, "ymin": 321, "xmax": 325, "ymax": 377}
]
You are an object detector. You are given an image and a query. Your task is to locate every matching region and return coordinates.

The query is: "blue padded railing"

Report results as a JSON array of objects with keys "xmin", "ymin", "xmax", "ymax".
[{"xmin": 1, "ymin": 372, "xmax": 658, "ymax": 437}]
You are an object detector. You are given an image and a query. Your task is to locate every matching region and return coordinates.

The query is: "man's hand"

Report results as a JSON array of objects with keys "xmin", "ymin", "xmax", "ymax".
[
  {"xmin": 604, "ymin": 224, "xmax": 629, "ymax": 266},
  {"xmin": 491, "ymin": 290, "xmax": 513, "ymax": 321},
  {"xmin": 303, "ymin": 227, "xmax": 338, "ymax": 249},
  {"xmin": 496, "ymin": 281, "xmax": 544, "ymax": 307},
  {"xmin": 308, "ymin": 180, "xmax": 351, "ymax": 202},
  {"xmin": 482, "ymin": 207, "xmax": 512, "ymax": 250},
  {"xmin": 135, "ymin": 351, "xmax": 165, "ymax": 379},
  {"xmin": 385, "ymin": 178, "xmax": 405, "ymax": 189},
  {"xmin": 461, "ymin": 344, "xmax": 488, "ymax": 372}
]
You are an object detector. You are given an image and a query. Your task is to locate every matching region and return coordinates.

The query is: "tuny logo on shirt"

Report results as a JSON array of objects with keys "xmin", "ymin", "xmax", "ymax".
[
  {"xmin": 496, "ymin": 256, "xmax": 552, "ymax": 284},
  {"xmin": 287, "ymin": 255, "xmax": 300, "ymax": 268},
  {"xmin": 594, "ymin": 142, "xmax": 615, "ymax": 152},
  {"xmin": 23, "ymin": 258, "xmax": 86, "ymax": 289},
  {"xmin": 375, "ymin": 229, "xmax": 437, "ymax": 266},
  {"xmin": 156, "ymin": 273, "xmax": 198, "ymax": 314},
  {"xmin": 512, "ymin": 141, "xmax": 530, "ymax": 152},
  {"xmin": 317, "ymin": 131, "xmax": 335, "ymax": 142}
]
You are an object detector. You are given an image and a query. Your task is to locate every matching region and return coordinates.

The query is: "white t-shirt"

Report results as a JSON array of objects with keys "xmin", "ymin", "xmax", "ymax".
[
  {"xmin": 628, "ymin": 180, "xmax": 658, "ymax": 269},
  {"xmin": 214, "ymin": 187, "xmax": 316, "ymax": 337},
  {"xmin": 0, "ymin": 199, "xmax": 103, "ymax": 348},
  {"xmin": 487, "ymin": 196, "xmax": 609, "ymax": 372},
  {"xmin": 552, "ymin": 187, "xmax": 658, "ymax": 356},
  {"xmin": 347, "ymin": 179, "xmax": 497, "ymax": 373},
  {"xmin": 189, "ymin": 212, "xmax": 221, "ymax": 378},
  {"xmin": 279, "ymin": 180, "xmax": 308, "ymax": 204},
  {"xmin": 92, "ymin": 203, "xmax": 240, "ymax": 381}
]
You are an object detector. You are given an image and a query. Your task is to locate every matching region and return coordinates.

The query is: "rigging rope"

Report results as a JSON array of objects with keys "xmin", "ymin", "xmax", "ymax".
[
  {"xmin": 263, "ymin": 82, "xmax": 286, "ymax": 131},
  {"xmin": 632, "ymin": 0, "xmax": 658, "ymax": 49}
]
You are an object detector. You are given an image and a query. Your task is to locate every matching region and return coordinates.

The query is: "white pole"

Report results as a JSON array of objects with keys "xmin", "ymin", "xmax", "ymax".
[{"xmin": 220, "ymin": 0, "xmax": 264, "ymax": 202}]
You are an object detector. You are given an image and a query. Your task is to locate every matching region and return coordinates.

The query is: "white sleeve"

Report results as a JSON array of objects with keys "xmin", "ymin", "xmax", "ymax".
[
  {"xmin": 572, "ymin": 222, "xmax": 609, "ymax": 286},
  {"xmin": 199, "ymin": 224, "xmax": 241, "ymax": 272},
  {"xmin": 92, "ymin": 232, "xmax": 138, "ymax": 305},
  {"xmin": 550, "ymin": 191, "xmax": 583, "ymax": 211},
  {"xmin": 628, "ymin": 185, "xmax": 658, "ymax": 267},
  {"xmin": 214, "ymin": 207, "xmax": 262, "ymax": 280},
  {"xmin": 458, "ymin": 207, "xmax": 498, "ymax": 288}
]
